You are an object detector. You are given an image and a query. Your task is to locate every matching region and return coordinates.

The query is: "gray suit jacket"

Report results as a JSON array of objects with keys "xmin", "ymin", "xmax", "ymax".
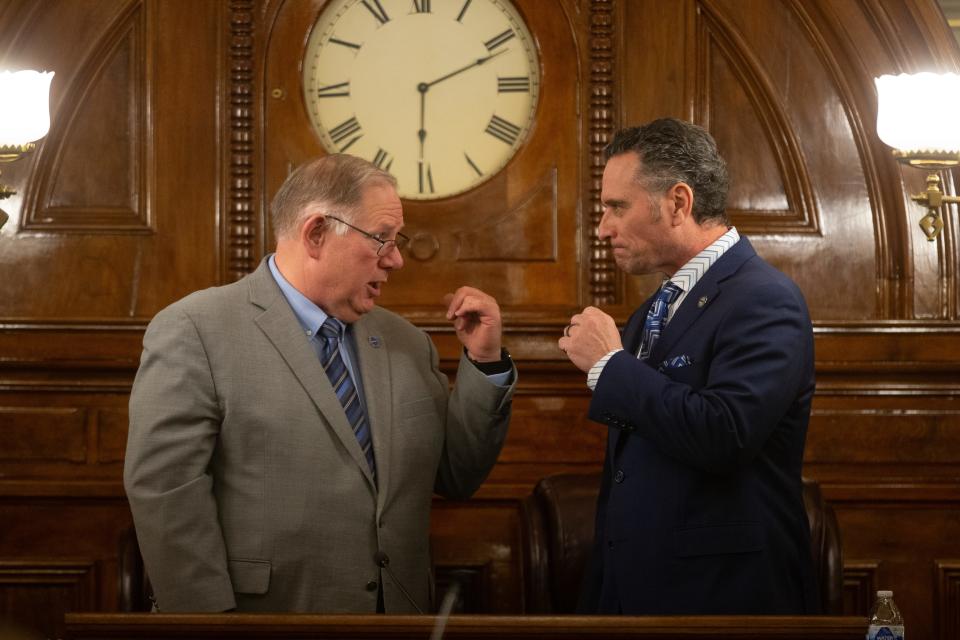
[{"xmin": 123, "ymin": 260, "xmax": 515, "ymax": 613}]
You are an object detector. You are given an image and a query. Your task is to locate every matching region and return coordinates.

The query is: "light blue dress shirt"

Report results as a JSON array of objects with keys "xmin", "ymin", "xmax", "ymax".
[{"xmin": 268, "ymin": 255, "xmax": 511, "ymax": 407}]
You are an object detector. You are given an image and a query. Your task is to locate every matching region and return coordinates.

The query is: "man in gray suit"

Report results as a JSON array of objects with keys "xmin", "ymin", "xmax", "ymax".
[{"xmin": 124, "ymin": 154, "xmax": 516, "ymax": 613}]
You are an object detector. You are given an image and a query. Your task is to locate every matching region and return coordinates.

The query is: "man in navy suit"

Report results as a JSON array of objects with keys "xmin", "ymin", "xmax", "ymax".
[{"xmin": 559, "ymin": 118, "xmax": 819, "ymax": 615}]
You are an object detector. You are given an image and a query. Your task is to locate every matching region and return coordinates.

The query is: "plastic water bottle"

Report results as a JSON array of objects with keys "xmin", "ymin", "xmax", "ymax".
[{"xmin": 866, "ymin": 590, "xmax": 904, "ymax": 640}]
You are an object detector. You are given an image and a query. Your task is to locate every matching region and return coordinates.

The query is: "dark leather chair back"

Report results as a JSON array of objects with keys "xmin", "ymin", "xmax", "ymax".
[
  {"xmin": 520, "ymin": 473, "xmax": 844, "ymax": 614},
  {"xmin": 118, "ymin": 524, "xmax": 153, "ymax": 612}
]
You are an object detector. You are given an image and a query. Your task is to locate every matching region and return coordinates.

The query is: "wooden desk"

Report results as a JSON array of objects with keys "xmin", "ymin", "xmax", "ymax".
[{"xmin": 65, "ymin": 613, "xmax": 867, "ymax": 640}]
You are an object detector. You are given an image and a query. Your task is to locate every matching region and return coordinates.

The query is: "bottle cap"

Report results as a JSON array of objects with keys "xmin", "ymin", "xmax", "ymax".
[{"xmin": 877, "ymin": 590, "xmax": 893, "ymax": 597}]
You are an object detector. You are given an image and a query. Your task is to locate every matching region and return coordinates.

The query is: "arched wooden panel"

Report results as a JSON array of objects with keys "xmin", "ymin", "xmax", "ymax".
[
  {"xmin": 22, "ymin": 0, "xmax": 148, "ymax": 232},
  {"xmin": 696, "ymin": 0, "xmax": 820, "ymax": 235}
]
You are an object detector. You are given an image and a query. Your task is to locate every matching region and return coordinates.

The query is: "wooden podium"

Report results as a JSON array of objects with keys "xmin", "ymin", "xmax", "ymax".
[{"xmin": 65, "ymin": 613, "xmax": 867, "ymax": 640}]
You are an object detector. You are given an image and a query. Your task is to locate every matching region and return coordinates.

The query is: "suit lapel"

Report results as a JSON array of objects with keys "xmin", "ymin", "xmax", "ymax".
[
  {"xmin": 352, "ymin": 313, "xmax": 392, "ymax": 507},
  {"xmin": 247, "ymin": 261, "xmax": 377, "ymax": 490},
  {"xmin": 649, "ymin": 237, "xmax": 756, "ymax": 364}
]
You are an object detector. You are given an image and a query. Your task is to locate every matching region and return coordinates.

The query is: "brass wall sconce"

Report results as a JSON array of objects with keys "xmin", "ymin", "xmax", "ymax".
[
  {"xmin": 875, "ymin": 72, "xmax": 960, "ymax": 241},
  {"xmin": 0, "ymin": 69, "xmax": 55, "ymax": 200}
]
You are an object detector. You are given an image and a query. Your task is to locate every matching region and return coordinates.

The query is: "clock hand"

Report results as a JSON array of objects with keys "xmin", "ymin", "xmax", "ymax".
[
  {"xmin": 417, "ymin": 83, "xmax": 428, "ymax": 193},
  {"xmin": 424, "ymin": 48, "xmax": 507, "ymax": 89}
]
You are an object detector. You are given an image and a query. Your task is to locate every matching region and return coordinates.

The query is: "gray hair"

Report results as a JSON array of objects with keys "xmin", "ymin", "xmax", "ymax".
[
  {"xmin": 604, "ymin": 118, "xmax": 729, "ymax": 225},
  {"xmin": 270, "ymin": 154, "xmax": 397, "ymax": 239}
]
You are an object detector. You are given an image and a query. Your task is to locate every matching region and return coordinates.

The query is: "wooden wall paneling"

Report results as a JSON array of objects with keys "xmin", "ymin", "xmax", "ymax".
[
  {"xmin": 695, "ymin": 1, "xmax": 820, "ymax": 237},
  {"xmin": 935, "ymin": 560, "xmax": 960, "ymax": 640},
  {"xmin": 819, "ymin": 0, "xmax": 960, "ymax": 320},
  {"xmin": 0, "ymin": 498, "xmax": 132, "ymax": 637},
  {"xmin": 0, "ymin": 559, "xmax": 98, "ymax": 640},
  {"xmin": 617, "ymin": 0, "xmax": 686, "ymax": 311},
  {"xmin": 22, "ymin": 0, "xmax": 148, "ymax": 233},
  {"xmin": 698, "ymin": 0, "xmax": 880, "ymax": 320},
  {"xmin": 829, "ymin": 500, "xmax": 960, "ymax": 640},
  {"xmin": 840, "ymin": 560, "xmax": 878, "ymax": 617},
  {"xmin": 430, "ymin": 499, "xmax": 525, "ymax": 614},
  {"xmin": 0, "ymin": 0, "xmax": 958, "ymax": 636}
]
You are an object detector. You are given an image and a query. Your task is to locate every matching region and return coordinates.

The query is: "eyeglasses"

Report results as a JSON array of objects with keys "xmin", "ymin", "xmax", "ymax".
[{"xmin": 326, "ymin": 216, "xmax": 410, "ymax": 257}]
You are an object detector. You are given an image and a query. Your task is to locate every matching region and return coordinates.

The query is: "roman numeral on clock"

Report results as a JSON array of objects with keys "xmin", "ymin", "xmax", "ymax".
[
  {"xmin": 484, "ymin": 115, "xmax": 521, "ymax": 145},
  {"xmin": 361, "ymin": 0, "xmax": 390, "ymax": 24},
  {"xmin": 484, "ymin": 29, "xmax": 515, "ymax": 52},
  {"xmin": 456, "ymin": 0, "xmax": 472, "ymax": 22},
  {"xmin": 412, "ymin": 0, "xmax": 431, "ymax": 13},
  {"xmin": 419, "ymin": 162, "xmax": 435, "ymax": 194},
  {"xmin": 497, "ymin": 76, "xmax": 530, "ymax": 93},
  {"xmin": 317, "ymin": 81, "xmax": 350, "ymax": 98},
  {"xmin": 372, "ymin": 148, "xmax": 394, "ymax": 171},
  {"xmin": 329, "ymin": 116, "xmax": 363, "ymax": 151},
  {"xmin": 329, "ymin": 37, "xmax": 361, "ymax": 51},
  {"xmin": 464, "ymin": 153, "xmax": 483, "ymax": 177}
]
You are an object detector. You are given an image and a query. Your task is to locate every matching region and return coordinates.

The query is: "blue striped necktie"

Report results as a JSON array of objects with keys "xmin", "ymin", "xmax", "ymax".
[
  {"xmin": 638, "ymin": 282, "xmax": 682, "ymax": 360},
  {"xmin": 319, "ymin": 318, "xmax": 376, "ymax": 477}
]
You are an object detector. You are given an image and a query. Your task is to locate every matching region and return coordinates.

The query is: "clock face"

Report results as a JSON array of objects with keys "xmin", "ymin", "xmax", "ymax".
[{"xmin": 303, "ymin": 0, "xmax": 540, "ymax": 200}]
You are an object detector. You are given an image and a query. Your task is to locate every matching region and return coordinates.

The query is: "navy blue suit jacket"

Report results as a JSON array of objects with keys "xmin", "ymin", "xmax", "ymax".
[{"xmin": 578, "ymin": 236, "xmax": 820, "ymax": 615}]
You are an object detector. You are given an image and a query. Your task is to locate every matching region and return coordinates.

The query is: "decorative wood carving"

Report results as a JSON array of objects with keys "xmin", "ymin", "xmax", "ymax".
[
  {"xmin": 224, "ymin": 0, "xmax": 259, "ymax": 282},
  {"xmin": 587, "ymin": 0, "xmax": 617, "ymax": 306}
]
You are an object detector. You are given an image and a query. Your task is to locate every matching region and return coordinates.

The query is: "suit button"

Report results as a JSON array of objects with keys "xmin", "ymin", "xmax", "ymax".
[
  {"xmin": 365, "ymin": 580, "xmax": 378, "ymax": 592},
  {"xmin": 614, "ymin": 469, "xmax": 625, "ymax": 483}
]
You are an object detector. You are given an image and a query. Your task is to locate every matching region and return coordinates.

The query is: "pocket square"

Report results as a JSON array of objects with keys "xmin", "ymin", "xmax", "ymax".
[{"xmin": 659, "ymin": 354, "xmax": 693, "ymax": 372}]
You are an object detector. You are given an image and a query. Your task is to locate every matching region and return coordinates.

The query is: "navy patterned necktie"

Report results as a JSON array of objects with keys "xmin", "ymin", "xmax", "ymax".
[
  {"xmin": 319, "ymin": 318, "xmax": 376, "ymax": 477},
  {"xmin": 637, "ymin": 282, "xmax": 683, "ymax": 360}
]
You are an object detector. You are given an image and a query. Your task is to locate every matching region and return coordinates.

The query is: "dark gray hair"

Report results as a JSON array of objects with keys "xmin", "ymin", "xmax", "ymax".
[
  {"xmin": 604, "ymin": 118, "xmax": 729, "ymax": 225},
  {"xmin": 270, "ymin": 154, "xmax": 397, "ymax": 239}
]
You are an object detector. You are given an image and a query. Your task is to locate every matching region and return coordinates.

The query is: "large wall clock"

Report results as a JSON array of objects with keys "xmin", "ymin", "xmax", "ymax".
[
  {"xmin": 301, "ymin": 0, "xmax": 541, "ymax": 200},
  {"xmin": 264, "ymin": 0, "xmax": 579, "ymax": 311}
]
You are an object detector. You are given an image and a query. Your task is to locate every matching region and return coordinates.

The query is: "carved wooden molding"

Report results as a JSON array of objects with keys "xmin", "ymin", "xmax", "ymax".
[
  {"xmin": 224, "ymin": 0, "xmax": 258, "ymax": 283},
  {"xmin": 588, "ymin": 0, "xmax": 617, "ymax": 306},
  {"xmin": 0, "ymin": 560, "xmax": 98, "ymax": 604}
]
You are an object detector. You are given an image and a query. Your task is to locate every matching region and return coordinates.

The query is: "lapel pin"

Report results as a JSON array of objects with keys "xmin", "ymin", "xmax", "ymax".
[
  {"xmin": 368, "ymin": 336, "xmax": 381, "ymax": 348},
  {"xmin": 697, "ymin": 296, "xmax": 708, "ymax": 308}
]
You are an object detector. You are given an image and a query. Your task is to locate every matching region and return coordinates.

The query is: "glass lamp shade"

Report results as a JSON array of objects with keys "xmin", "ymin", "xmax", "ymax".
[
  {"xmin": 0, "ymin": 70, "xmax": 55, "ymax": 147},
  {"xmin": 875, "ymin": 72, "xmax": 960, "ymax": 153}
]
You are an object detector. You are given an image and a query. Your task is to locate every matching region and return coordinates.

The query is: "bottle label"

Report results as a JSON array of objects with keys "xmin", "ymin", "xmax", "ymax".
[{"xmin": 867, "ymin": 625, "xmax": 904, "ymax": 640}]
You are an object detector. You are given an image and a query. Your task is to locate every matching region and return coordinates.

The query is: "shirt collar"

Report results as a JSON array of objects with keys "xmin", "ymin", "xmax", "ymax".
[
  {"xmin": 668, "ymin": 226, "xmax": 740, "ymax": 294},
  {"xmin": 267, "ymin": 253, "xmax": 336, "ymax": 339}
]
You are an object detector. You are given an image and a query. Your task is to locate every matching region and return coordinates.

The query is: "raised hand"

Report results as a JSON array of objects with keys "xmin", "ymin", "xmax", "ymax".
[
  {"xmin": 558, "ymin": 306, "xmax": 622, "ymax": 372},
  {"xmin": 444, "ymin": 286, "xmax": 503, "ymax": 362}
]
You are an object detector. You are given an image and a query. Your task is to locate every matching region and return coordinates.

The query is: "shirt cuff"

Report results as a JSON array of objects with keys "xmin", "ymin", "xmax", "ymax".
[
  {"xmin": 485, "ymin": 369, "xmax": 514, "ymax": 387},
  {"xmin": 587, "ymin": 349, "xmax": 623, "ymax": 390}
]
